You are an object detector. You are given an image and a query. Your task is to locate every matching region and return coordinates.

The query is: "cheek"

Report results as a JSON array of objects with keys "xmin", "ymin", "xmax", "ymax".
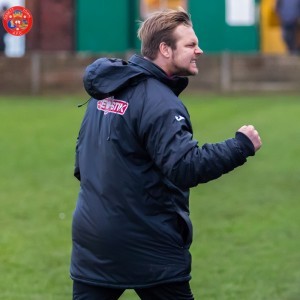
[
  {"xmin": 173, "ymin": 51, "xmax": 189, "ymax": 63},
  {"xmin": 180, "ymin": 53, "xmax": 192, "ymax": 64}
]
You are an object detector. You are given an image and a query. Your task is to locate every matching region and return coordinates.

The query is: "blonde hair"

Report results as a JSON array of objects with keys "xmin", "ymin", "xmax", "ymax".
[{"xmin": 137, "ymin": 8, "xmax": 192, "ymax": 60}]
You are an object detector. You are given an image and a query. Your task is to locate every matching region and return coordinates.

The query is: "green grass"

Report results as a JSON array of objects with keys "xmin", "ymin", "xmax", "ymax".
[{"xmin": 0, "ymin": 93, "xmax": 299, "ymax": 300}]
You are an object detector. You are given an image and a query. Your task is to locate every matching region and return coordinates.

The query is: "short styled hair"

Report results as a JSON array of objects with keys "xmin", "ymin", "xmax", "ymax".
[{"xmin": 137, "ymin": 8, "xmax": 192, "ymax": 60}]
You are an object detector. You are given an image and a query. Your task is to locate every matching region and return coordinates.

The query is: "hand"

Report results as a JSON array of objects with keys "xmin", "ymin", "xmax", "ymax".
[{"xmin": 238, "ymin": 125, "xmax": 262, "ymax": 152}]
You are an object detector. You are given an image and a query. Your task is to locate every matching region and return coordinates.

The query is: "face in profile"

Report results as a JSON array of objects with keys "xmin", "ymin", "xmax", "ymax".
[{"xmin": 168, "ymin": 25, "xmax": 203, "ymax": 76}]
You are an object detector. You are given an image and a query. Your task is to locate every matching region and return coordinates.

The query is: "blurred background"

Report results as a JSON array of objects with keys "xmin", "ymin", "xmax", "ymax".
[{"xmin": 0, "ymin": 0, "xmax": 299, "ymax": 95}]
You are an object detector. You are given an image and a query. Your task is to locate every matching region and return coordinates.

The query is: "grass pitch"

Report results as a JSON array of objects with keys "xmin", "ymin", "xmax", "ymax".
[{"xmin": 0, "ymin": 93, "xmax": 299, "ymax": 300}]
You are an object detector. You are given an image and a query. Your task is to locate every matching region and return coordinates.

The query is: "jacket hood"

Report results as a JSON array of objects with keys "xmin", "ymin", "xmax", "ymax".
[{"xmin": 83, "ymin": 55, "xmax": 189, "ymax": 99}]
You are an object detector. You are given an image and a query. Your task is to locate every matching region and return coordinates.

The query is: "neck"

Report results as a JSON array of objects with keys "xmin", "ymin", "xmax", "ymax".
[{"xmin": 148, "ymin": 56, "xmax": 172, "ymax": 77}]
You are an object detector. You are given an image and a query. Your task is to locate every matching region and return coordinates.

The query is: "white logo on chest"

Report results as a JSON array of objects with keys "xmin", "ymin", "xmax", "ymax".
[{"xmin": 175, "ymin": 115, "xmax": 185, "ymax": 121}]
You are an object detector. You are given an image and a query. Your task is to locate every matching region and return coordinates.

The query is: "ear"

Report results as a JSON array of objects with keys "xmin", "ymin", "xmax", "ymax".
[{"xmin": 158, "ymin": 42, "xmax": 171, "ymax": 58}]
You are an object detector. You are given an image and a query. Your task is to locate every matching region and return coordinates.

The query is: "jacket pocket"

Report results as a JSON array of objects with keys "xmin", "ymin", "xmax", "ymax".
[{"xmin": 176, "ymin": 210, "xmax": 193, "ymax": 248}]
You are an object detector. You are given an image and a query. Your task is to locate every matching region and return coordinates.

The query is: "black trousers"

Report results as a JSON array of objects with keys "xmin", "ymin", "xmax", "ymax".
[{"xmin": 73, "ymin": 280, "xmax": 194, "ymax": 300}]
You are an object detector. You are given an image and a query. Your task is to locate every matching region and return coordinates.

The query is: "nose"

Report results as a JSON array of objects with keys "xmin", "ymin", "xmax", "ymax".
[{"xmin": 195, "ymin": 46, "xmax": 203, "ymax": 56}]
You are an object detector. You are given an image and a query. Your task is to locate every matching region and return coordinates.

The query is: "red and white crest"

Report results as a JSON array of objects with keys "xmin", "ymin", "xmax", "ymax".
[{"xmin": 2, "ymin": 6, "xmax": 33, "ymax": 36}]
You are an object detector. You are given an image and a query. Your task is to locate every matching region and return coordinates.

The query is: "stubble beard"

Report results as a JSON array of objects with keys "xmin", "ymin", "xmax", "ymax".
[{"xmin": 171, "ymin": 55, "xmax": 198, "ymax": 76}]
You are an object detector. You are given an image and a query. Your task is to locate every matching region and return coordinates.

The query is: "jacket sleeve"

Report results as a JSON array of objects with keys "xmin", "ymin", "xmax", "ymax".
[{"xmin": 139, "ymin": 103, "xmax": 249, "ymax": 189}]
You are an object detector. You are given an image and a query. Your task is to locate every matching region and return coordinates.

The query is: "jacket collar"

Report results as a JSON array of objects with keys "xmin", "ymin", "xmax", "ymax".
[{"xmin": 128, "ymin": 55, "xmax": 189, "ymax": 96}]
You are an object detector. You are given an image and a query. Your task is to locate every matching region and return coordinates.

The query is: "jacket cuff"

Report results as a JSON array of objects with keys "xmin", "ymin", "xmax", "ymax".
[{"xmin": 235, "ymin": 132, "xmax": 255, "ymax": 157}]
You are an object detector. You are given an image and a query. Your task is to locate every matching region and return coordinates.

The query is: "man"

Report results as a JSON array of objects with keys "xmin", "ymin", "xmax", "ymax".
[
  {"xmin": 71, "ymin": 8, "xmax": 262, "ymax": 300},
  {"xmin": 276, "ymin": 0, "xmax": 300, "ymax": 54}
]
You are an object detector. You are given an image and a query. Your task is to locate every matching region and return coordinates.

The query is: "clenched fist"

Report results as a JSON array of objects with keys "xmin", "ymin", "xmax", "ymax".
[{"xmin": 238, "ymin": 125, "xmax": 262, "ymax": 152}]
